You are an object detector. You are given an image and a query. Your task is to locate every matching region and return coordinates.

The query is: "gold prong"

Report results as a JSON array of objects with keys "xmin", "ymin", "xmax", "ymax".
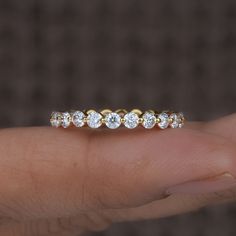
[{"xmin": 138, "ymin": 117, "xmax": 144, "ymax": 123}]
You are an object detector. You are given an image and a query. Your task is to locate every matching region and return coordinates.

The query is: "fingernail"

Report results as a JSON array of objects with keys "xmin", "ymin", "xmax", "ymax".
[{"xmin": 166, "ymin": 173, "xmax": 236, "ymax": 195}]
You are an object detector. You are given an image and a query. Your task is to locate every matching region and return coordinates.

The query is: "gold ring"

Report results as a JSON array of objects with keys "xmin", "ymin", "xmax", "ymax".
[{"xmin": 50, "ymin": 109, "xmax": 185, "ymax": 130}]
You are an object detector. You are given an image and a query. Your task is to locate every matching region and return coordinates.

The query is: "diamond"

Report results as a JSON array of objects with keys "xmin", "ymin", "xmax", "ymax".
[
  {"xmin": 61, "ymin": 112, "xmax": 71, "ymax": 128},
  {"xmin": 87, "ymin": 111, "xmax": 103, "ymax": 128},
  {"xmin": 142, "ymin": 112, "xmax": 156, "ymax": 129},
  {"xmin": 50, "ymin": 112, "xmax": 62, "ymax": 128},
  {"xmin": 72, "ymin": 111, "xmax": 85, "ymax": 127},
  {"xmin": 124, "ymin": 112, "xmax": 139, "ymax": 129},
  {"xmin": 105, "ymin": 112, "xmax": 121, "ymax": 129},
  {"xmin": 170, "ymin": 112, "xmax": 184, "ymax": 128},
  {"xmin": 157, "ymin": 112, "xmax": 169, "ymax": 129}
]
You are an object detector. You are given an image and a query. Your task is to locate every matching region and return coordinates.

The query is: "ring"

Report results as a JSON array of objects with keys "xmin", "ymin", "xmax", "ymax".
[{"xmin": 50, "ymin": 109, "xmax": 185, "ymax": 130}]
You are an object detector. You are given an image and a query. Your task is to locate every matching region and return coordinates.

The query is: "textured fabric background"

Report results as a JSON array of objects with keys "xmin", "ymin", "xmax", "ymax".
[{"xmin": 0, "ymin": 0, "xmax": 236, "ymax": 235}]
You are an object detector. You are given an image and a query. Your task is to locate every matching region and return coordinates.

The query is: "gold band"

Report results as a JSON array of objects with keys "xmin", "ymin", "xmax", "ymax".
[{"xmin": 50, "ymin": 109, "xmax": 185, "ymax": 130}]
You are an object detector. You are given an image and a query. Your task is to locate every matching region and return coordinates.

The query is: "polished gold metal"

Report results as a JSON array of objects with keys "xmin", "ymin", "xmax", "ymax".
[
  {"xmin": 120, "ymin": 117, "xmax": 125, "ymax": 123},
  {"xmin": 100, "ymin": 109, "xmax": 112, "ymax": 115},
  {"xmin": 131, "ymin": 109, "xmax": 142, "ymax": 115},
  {"xmin": 115, "ymin": 109, "xmax": 128, "ymax": 116},
  {"xmin": 138, "ymin": 117, "xmax": 144, "ymax": 124},
  {"xmin": 85, "ymin": 109, "xmax": 96, "ymax": 114}
]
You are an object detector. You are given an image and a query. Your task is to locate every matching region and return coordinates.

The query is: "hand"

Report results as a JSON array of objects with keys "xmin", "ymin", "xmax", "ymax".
[{"xmin": 0, "ymin": 114, "xmax": 236, "ymax": 236}]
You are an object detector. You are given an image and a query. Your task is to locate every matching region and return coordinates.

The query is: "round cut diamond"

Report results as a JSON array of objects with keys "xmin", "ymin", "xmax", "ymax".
[
  {"xmin": 157, "ymin": 112, "xmax": 169, "ymax": 129},
  {"xmin": 105, "ymin": 112, "xmax": 121, "ymax": 129},
  {"xmin": 61, "ymin": 112, "xmax": 71, "ymax": 128},
  {"xmin": 72, "ymin": 111, "xmax": 85, "ymax": 127},
  {"xmin": 50, "ymin": 112, "xmax": 62, "ymax": 128},
  {"xmin": 87, "ymin": 111, "xmax": 103, "ymax": 128},
  {"xmin": 170, "ymin": 112, "xmax": 184, "ymax": 128},
  {"xmin": 124, "ymin": 112, "xmax": 139, "ymax": 129},
  {"xmin": 142, "ymin": 112, "xmax": 156, "ymax": 129}
]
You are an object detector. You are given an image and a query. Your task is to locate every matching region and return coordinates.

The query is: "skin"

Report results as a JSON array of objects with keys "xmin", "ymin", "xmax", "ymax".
[{"xmin": 0, "ymin": 114, "xmax": 236, "ymax": 235}]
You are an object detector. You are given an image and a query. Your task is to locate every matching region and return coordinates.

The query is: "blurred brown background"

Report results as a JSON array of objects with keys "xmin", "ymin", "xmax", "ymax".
[{"xmin": 0, "ymin": 0, "xmax": 236, "ymax": 235}]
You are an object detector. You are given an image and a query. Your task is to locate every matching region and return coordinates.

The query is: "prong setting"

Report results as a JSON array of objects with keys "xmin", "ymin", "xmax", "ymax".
[
  {"xmin": 61, "ymin": 112, "xmax": 71, "ymax": 128},
  {"xmin": 87, "ymin": 111, "xmax": 103, "ymax": 129},
  {"xmin": 142, "ymin": 111, "xmax": 156, "ymax": 129},
  {"xmin": 104, "ymin": 112, "xmax": 121, "ymax": 129},
  {"xmin": 72, "ymin": 111, "xmax": 85, "ymax": 127},
  {"xmin": 123, "ymin": 112, "xmax": 140, "ymax": 129},
  {"xmin": 51, "ymin": 109, "xmax": 185, "ymax": 130}
]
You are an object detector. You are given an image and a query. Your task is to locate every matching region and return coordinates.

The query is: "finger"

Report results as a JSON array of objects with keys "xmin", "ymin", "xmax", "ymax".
[
  {"xmin": 0, "ymin": 121, "xmax": 235, "ymax": 220},
  {"xmin": 103, "ymin": 113, "xmax": 236, "ymax": 223},
  {"xmin": 203, "ymin": 113, "xmax": 236, "ymax": 142},
  {"xmin": 184, "ymin": 114, "xmax": 236, "ymax": 142},
  {"xmin": 106, "ymin": 186, "xmax": 236, "ymax": 223},
  {"xmin": 0, "ymin": 218, "xmax": 85, "ymax": 236}
]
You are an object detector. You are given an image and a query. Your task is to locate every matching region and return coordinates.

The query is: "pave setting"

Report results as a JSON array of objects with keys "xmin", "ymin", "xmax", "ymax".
[
  {"xmin": 87, "ymin": 111, "xmax": 103, "ymax": 128},
  {"xmin": 105, "ymin": 112, "xmax": 121, "ymax": 129}
]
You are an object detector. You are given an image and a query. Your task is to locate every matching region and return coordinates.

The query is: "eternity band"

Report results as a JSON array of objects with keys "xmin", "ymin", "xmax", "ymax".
[{"xmin": 50, "ymin": 109, "xmax": 185, "ymax": 130}]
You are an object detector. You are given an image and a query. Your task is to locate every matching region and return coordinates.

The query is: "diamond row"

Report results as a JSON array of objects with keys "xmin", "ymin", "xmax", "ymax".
[{"xmin": 50, "ymin": 110, "xmax": 185, "ymax": 129}]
